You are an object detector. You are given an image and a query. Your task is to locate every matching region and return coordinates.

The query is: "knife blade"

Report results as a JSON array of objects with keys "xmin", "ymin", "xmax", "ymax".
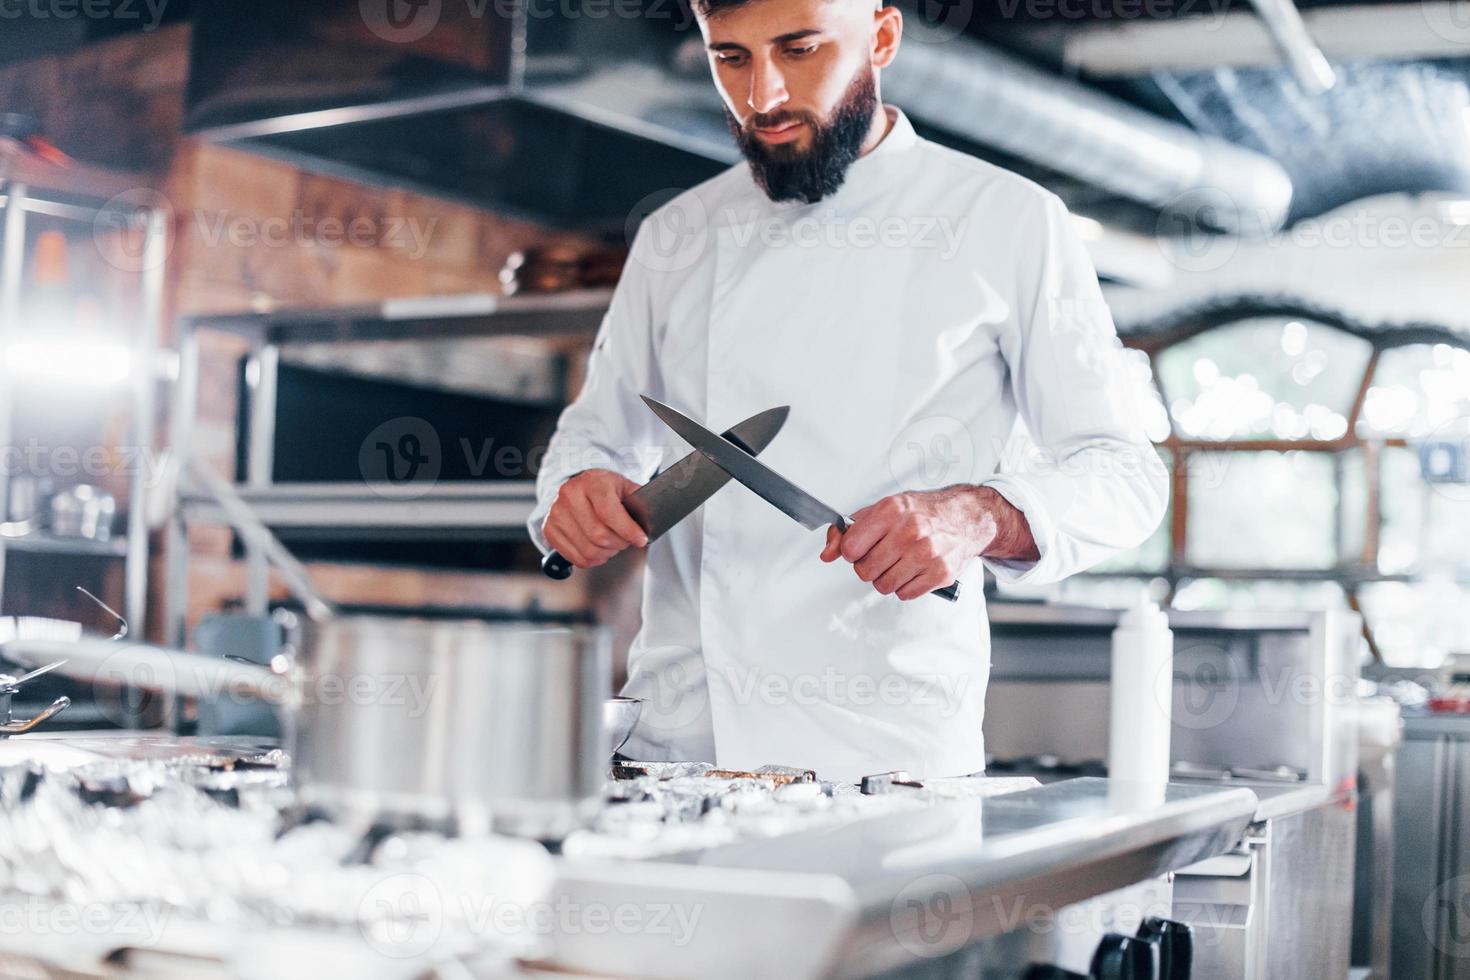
[
  {"xmin": 641, "ymin": 396, "xmax": 961, "ymax": 603},
  {"xmin": 541, "ymin": 405, "xmax": 790, "ymax": 580}
]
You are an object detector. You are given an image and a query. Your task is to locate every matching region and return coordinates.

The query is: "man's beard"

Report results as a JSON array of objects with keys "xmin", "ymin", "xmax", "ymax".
[{"xmin": 726, "ymin": 67, "xmax": 879, "ymax": 205}]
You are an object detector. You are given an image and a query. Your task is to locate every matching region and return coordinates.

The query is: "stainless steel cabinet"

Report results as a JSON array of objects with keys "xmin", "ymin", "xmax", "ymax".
[
  {"xmin": 1393, "ymin": 713, "xmax": 1470, "ymax": 980},
  {"xmin": 1176, "ymin": 802, "xmax": 1356, "ymax": 980}
]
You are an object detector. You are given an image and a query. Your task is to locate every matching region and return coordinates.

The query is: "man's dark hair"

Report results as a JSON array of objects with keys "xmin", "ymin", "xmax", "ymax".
[
  {"xmin": 696, "ymin": 0, "xmax": 869, "ymax": 14},
  {"xmin": 693, "ymin": 0, "xmax": 757, "ymax": 13}
]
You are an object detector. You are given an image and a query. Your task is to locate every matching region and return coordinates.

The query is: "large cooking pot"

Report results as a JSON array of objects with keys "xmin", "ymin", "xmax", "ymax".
[
  {"xmin": 290, "ymin": 616, "xmax": 610, "ymax": 838},
  {"xmin": 4, "ymin": 618, "xmax": 612, "ymax": 839}
]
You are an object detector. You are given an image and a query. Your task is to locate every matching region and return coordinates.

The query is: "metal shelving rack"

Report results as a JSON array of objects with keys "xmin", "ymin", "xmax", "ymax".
[
  {"xmin": 0, "ymin": 181, "xmax": 167, "ymax": 634},
  {"xmin": 164, "ymin": 288, "xmax": 611, "ymax": 646}
]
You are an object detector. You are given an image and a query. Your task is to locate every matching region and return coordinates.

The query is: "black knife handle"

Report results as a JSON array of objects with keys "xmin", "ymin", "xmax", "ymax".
[{"xmin": 541, "ymin": 551, "xmax": 575, "ymax": 580}]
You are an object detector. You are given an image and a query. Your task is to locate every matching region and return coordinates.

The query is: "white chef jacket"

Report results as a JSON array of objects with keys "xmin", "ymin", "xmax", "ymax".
[{"xmin": 529, "ymin": 107, "xmax": 1168, "ymax": 784}]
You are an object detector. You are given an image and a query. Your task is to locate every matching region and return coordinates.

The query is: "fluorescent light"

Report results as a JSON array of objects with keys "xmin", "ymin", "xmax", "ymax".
[{"xmin": 1, "ymin": 339, "xmax": 133, "ymax": 387}]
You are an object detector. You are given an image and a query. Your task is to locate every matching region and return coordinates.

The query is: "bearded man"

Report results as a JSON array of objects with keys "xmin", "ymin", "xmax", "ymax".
[{"xmin": 530, "ymin": 0, "xmax": 1168, "ymax": 782}]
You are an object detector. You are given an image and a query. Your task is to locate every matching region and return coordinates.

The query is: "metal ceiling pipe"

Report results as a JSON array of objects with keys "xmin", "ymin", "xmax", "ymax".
[
  {"xmin": 882, "ymin": 36, "xmax": 1295, "ymax": 236},
  {"xmin": 1246, "ymin": 0, "xmax": 1338, "ymax": 95}
]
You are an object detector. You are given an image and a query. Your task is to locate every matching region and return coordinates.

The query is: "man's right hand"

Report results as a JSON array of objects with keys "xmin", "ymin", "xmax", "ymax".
[{"xmin": 542, "ymin": 469, "xmax": 649, "ymax": 569}]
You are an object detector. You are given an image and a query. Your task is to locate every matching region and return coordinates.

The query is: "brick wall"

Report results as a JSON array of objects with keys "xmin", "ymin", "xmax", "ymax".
[{"xmin": 2, "ymin": 25, "xmax": 643, "ymax": 648}]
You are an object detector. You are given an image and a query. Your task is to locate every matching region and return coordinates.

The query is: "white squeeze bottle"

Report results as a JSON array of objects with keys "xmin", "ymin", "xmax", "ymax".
[{"xmin": 1108, "ymin": 592, "xmax": 1175, "ymax": 788}]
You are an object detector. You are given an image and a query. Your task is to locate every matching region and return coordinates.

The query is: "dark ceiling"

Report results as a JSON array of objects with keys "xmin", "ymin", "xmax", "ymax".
[{"xmin": 6, "ymin": 0, "xmax": 1467, "ymax": 230}]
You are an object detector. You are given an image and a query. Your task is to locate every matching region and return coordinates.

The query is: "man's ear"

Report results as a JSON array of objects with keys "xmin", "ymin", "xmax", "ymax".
[{"xmin": 872, "ymin": 4, "xmax": 902, "ymax": 70}]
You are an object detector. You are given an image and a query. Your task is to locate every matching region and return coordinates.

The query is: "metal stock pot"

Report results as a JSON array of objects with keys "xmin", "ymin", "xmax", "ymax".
[
  {"xmin": 5, "ymin": 617, "xmax": 612, "ymax": 840},
  {"xmin": 290, "ymin": 616, "xmax": 610, "ymax": 838}
]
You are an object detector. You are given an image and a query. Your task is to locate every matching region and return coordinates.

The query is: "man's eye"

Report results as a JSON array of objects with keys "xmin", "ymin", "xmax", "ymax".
[
  {"xmin": 785, "ymin": 45, "xmax": 818, "ymax": 58},
  {"xmin": 717, "ymin": 53, "xmax": 748, "ymax": 67}
]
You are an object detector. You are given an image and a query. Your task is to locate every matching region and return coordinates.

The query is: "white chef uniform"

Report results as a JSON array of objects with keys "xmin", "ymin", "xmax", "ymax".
[{"xmin": 529, "ymin": 107, "xmax": 1168, "ymax": 784}]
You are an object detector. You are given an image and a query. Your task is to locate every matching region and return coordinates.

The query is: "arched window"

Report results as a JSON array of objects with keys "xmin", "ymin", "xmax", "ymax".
[{"xmin": 1053, "ymin": 306, "xmax": 1470, "ymax": 668}]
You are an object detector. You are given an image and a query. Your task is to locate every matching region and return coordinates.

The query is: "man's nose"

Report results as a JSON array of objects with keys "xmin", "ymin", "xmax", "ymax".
[{"xmin": 747, "ymin": 60, "xmax": 789, "ymax": 115}]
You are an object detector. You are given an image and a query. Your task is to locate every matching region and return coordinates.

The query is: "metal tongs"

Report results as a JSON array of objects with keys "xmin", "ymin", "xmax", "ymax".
[{"xmin": 0, "ymin": 586, "xmax": 130, "ymax": 736}]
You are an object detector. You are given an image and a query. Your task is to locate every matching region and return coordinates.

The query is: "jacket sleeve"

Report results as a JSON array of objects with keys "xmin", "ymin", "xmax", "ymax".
[
  {"xmin": 981, "ymin": 193, "xmax": 1169, "ymax": 586},
  {"xmin": 527, "ymin": 224, "xmax": 666, "ymax": 554}
]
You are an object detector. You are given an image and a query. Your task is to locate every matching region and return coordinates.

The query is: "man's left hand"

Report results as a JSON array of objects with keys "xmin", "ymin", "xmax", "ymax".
[{"xmin": 820, "ymin": 486, "xmax": 1040, "ymax": 601}]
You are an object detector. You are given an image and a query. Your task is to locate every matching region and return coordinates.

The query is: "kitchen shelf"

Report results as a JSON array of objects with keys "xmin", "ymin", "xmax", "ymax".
[
  {"xmin": 1079, "ymin": 566, "xmax": 1420, "ymax": 585},
  {"xmin": 183, "ymin": 289, "xmax": 613, "ymax": 346},
  {"xmin": 0, "ymin": 181, "xmax": 167, "ymax": 633},
  {"xmin": 165, "ymin": 292, "xmax": 609, "ymax": 646},
  {"xmin": 177, "ymin": 482, "xmax": 537, "ymax": 540},
  {"xmin": 0, "ymin": 534, "xmax": 129, "ymax": 557}
]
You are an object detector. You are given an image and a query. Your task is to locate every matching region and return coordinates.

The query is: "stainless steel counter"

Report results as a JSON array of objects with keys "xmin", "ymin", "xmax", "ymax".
[
  {"xmin": 548, "ymin": 778, "xmax": 1260, "ymax": 979},
  {"xmin": 0, "ymin": 733, "xmax": 1259, "ymax": 980},
  {"xmin": 1172, "ymin": 777, "xmax": 1332, "ymax": 822}
]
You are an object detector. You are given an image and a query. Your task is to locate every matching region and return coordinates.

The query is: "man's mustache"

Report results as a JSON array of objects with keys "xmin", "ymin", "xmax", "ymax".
[{"xmin": 747, "ymin": 110, "xmax": 815, "ymax": 132}]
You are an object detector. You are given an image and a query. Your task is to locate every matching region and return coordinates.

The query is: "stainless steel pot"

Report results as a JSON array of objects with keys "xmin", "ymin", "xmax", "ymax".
[
  {"xmin": 7, "ymin": 468, "xmax": 615, "ymax": 838},
  {"xmin": 290, "ymin": 616, "xmax": 610, "ymax": 838},
  {"xmin": 4, "ymin": 619, "xmax": 612, "ymax": 839}
]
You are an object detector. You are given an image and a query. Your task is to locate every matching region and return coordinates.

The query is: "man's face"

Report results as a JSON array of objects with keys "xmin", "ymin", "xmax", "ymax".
[{"xmin": 698, "ymin": 0, "xmax": 886, "ymax": 203}]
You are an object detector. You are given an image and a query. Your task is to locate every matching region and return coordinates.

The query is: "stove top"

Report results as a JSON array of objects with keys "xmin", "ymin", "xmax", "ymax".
[{"xmin": 564, "ymin": 761, "xmax": 1039, "ymax": 860}]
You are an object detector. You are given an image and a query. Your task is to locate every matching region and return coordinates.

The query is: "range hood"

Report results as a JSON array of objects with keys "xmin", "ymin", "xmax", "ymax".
[
  {"xmin": 187, "ymin": 0, "xmax": 1292, "ymax": 235},
  {"xmin": 186, "ymin": 0, "xmax": 736, "ymax": 229}
]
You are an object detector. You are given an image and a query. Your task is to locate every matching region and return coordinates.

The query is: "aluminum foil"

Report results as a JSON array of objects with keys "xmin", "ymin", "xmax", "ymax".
[{"xmin": 0, "ymin": 757, "xmax": 555, "ymax": 964}]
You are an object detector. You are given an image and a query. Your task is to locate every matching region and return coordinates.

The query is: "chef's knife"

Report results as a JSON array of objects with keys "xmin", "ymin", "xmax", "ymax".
[
  {"xmin": 640, "ymin": 396, "xmax": 961, "ymax": 603},
  {"xmin": 541, "ymin": 406, "xmax": 790, "ymax": 580}
]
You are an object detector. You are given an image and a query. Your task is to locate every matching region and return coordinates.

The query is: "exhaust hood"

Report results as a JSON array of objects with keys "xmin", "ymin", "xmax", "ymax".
[
  {"xmin": 187, "ymin": 0, "xmax": 1294, "ymax": 237},
  {"xmin": 186, "ymin": 0, "xmax": 735, "ymax": 230}
]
